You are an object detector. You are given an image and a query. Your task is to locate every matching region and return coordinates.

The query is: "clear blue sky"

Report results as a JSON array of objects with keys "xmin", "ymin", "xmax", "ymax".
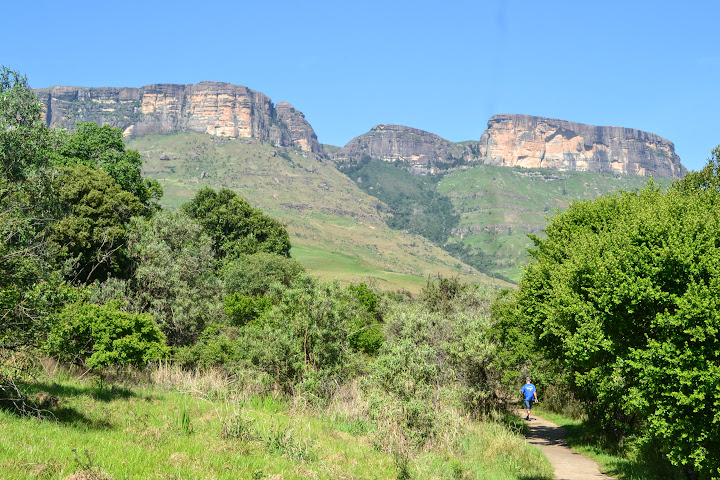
[{"xmin": 4, "ymin": 0, "xmax": 718, "ymax": 171}]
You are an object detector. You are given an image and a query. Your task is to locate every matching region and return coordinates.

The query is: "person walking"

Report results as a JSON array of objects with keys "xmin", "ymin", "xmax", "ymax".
[{"xmin": 521, "ymin": 377, "xmax": 538, "ymax": 420}]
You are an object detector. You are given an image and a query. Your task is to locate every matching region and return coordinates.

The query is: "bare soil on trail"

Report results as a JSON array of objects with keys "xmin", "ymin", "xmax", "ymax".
[{"xmin": 520, "ymin": 411, "xmax": 616, "ymax": 480}]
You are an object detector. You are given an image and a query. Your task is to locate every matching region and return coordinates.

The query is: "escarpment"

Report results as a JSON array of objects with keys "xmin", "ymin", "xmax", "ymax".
[
  {"xmin": 33, "ymin": 82, "xmax": 321, "ymax": 153},
  {"xmin": 334, "ymin": 124, "xmax": 479, "ymax": 174},
  {"xmin": 479, "ymin": 114, "xmax": 685, "ymax": 179},
  {"xmin": 334, "ymin": 116, "xmax": 685, "ymax": 179}
]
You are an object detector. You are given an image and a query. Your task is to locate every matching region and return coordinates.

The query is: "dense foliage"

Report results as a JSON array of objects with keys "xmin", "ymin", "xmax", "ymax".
[
  {"xmin": 340, "ymin": 157, "xmax": 460, "ymax": 245},
  {"xmin": 182, "ymin": 187, "xmax": 291, "ymax": 259},
  {"xmin": 510, "ymin": 161, "xmax": 720, "ymax": 478},
  {"xmin": 45, "ymin": 301, "xmax": 168, "ymax": 370},
  {"xmin": 52, "ymin": 122, "xmax": 162, "ymax": 212}
]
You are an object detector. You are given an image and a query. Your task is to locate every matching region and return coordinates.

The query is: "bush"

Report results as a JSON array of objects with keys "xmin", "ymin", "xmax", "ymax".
[
  {"xmin": 236, "ymin": 276, "xmax": 368, "ymax": 399},
  {"xmin": 45, "ymin": 301, "xmax": 168, "ymax": 370},
  {"xmin": 370, "ymin": 284, "xmax": 501, "ymax": 445},
  {"xmin": 346, "ymin": 283, "xmax": 383, "ymax": 355}
]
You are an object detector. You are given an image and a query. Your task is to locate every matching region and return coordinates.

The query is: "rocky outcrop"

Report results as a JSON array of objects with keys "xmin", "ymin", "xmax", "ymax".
[
  {"xmin": 33, "ymin": 82, "xmax": 322, "ymax": 153},
  {"xmin": 334, "ymin": 124, "xmax": 479, "ymax": 174},
  {"xmin": 479, "ymin": 114, "xmax": 685, "ymax": 179},
  {"xmin": 335, "ymin": 116, "xmax": 685, "ymax": 179}
]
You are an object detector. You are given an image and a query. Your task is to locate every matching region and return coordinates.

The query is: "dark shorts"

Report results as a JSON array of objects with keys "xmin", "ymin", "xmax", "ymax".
[{"xmin": 524, "ymin": 400, "xmax": 533, "ymax": 410}]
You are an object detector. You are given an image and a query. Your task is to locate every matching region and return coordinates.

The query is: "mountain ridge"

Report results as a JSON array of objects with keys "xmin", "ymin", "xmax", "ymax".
[
  {"xmin": 34, "ymin": 81, "xmax": 686, "ymax": 179},
  {"xmin": 33, "ymin": 81, "xmax": 322, "ymax": 154}
]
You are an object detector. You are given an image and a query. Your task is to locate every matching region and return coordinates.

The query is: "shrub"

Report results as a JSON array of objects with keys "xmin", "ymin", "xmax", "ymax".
[
  {"xmin": 346, "ymin": 283, "xmax": 383, "ymax": 355},
  {"xmin": 236, "ymin": 276, "xmax": 366, "ymax": 399},
  {"xmin": 224, "ymin": 294, "xmax": 272, "ymax": 327},
  {"xmin": 45, "ymin": 301, "xmax": 168, "ymax": 370}
]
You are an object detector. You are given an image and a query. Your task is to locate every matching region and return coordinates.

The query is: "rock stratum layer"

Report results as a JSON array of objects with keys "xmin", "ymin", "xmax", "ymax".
[
  {"xmin": 33, "ymin": 82, "xmax": 321, "ymax": 153},
  {"xmin": 334, "ymin": 124, "xmax": 479, "ymax": 174},
  {"xmin": 335, "ymin": 116, "xmax": 685, "ymax": 179},
  {"xmin": 479, "ymin": 114, "xmax": 685, "ymax": 178}
]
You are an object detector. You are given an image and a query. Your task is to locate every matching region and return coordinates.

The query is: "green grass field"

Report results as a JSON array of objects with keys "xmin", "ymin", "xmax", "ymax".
[{"xmin": 1, "ymin": 365, "xmax": 554, "ymax": 480}]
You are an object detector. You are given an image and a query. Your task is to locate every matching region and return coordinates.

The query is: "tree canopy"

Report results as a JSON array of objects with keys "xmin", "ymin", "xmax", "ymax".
[
  {"xmin": 513, "ymin": 158, "xmax": 720, "ymax": 477},
  {"xmin": 182, "ymin": 187, "xmax": 291, "ymax": 259}
]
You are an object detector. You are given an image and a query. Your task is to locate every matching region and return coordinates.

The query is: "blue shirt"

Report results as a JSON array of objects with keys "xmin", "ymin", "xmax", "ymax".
[{"xmin": 521, "ymin": 383, "xmax": 536, "ymax": 401}]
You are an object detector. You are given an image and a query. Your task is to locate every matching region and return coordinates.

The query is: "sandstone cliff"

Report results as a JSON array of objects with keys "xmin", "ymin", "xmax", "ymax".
[
  {"xmin": 479, "ymin": 114, "xmax": 685, "ymax": 179},
  {"xmin": 334, "ymin": 124, "xmax": 478, "ymax": 174},
  {"xmin": 335, "ymin": 116, "xmax": 685, "ymax": 179},
  {"xmin": 33, "ymin": 82, "xmax": 322, "ymax": 153}
]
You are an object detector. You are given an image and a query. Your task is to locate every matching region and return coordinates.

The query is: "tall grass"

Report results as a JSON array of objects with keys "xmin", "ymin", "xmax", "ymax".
[{"xmin": 0, "ymin": 361, "xmax": 553, "ymax": 480}]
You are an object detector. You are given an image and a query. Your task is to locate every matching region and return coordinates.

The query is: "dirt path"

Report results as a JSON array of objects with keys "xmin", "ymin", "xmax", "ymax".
[{"xmin": 520, "ymin": 411, "xmax": 615, "ymax": 480}]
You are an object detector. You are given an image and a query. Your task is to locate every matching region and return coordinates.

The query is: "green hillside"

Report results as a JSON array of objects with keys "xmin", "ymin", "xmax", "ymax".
[
  {"xmin": 127, "ymin": 132, "xmax": 508, "ymax": 293},
  {"xmin": 438, "ymin": 166, "xmax": 659, "ymax": 281}
]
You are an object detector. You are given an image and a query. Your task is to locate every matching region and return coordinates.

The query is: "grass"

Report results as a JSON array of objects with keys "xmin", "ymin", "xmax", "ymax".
[
  {"xmin": 533, "ymin": 407, "xmax": 684, "ymax": 480},
  {"xmin": 291, "ymin": 244, "xmax": 430, "ymax": 294},
  {"xmin": 0, "ymin": 364, "xmax": 554, "ymax": 480}
]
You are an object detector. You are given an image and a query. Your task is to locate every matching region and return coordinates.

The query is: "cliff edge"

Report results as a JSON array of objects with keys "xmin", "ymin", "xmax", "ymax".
[
  {"xmin": 33, "ymin": 82, "xmax": 322, "ymax": 153},
  {"xmin": 479, "ymin": 114, "xmax": 685, "ymax": 178}
]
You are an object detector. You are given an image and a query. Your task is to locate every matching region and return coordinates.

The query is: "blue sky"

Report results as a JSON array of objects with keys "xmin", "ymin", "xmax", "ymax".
[{"xmin": 4, "ymin": 0, "xmax": 718, "ymax": 171}]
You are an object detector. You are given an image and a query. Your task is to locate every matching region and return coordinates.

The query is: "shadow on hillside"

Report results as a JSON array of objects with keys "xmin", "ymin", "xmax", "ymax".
[
  {"xmin": 0, "ymin": 380, "xmax": 137, "ymax": 429},
  {"xmin": 25, "ymin": 380, "xmax": 136, "ymax": 402}
]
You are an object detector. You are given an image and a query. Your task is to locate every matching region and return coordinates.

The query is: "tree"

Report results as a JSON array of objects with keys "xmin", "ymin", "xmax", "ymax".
[
  {"xmin": 514, "ymin": 169, "xmax": 720, "ymax": 477},
  {"xmin": 125, "ymin": 211, "xmax": 222, "ymax": 346},
  {"xmin": 53, "ymin": 122, "xmax": 162, "ymax": 213},
  {"xmin": 0, "ymin": 67, "xmax": 49, "ymax": 182},
  {"xmin": 50, "ymin": 164, "xmax": 142, "ymax": 283},
  {"xmin": 0, "ymin": 66, "xmax": 63, "ymax": 354},
  {"xmin": 182, "ymin": 187, "xmax": 291, "ymax": 259}
]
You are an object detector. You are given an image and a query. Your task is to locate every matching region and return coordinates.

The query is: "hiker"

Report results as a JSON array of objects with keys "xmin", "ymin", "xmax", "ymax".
[{"xmin": 521, "ymin": 377, "xmax": 538, "ymax": 420}]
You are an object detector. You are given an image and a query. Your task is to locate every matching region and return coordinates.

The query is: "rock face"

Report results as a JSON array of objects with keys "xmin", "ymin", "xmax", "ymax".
[
  {"xmin": 479, "ymin": 114, "xmax": 685, "ymax": 179},
  {"xmin": 33, "ymin": 82, "xmax": 322, "ymax": 153},
  {"xmin": 334, "ymin": 124, "xmax": 478, "ymax": 174},
  {"xmin": 335, "ymin": 116, "xmax": 685, "ymax": 179}
]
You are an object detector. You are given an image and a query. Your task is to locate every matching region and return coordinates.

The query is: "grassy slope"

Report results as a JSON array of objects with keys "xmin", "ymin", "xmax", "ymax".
[
  {"xmin": 438, "ymin": 166, "xmax": 657, "ymax": 281},
  {"xmin": 0, "ymin": 372, "xmax": 554, "ymax": 480},
  {"xmin": 128, "ymin": 133, "xmax": 510, "ymax": 294}
]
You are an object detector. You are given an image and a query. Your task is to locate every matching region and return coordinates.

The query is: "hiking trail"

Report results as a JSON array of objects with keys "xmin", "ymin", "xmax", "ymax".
[{"xmin": 521, "ymin": 411, "xmax": 615, "ymax": 480}]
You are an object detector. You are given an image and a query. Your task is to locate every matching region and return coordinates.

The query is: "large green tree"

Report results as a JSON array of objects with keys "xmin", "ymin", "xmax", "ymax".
[
  {"xmin": 53, "ymin": 122, "xmax": 162, "ymax": 213},
  {"xmin": 50, "ymin": 164, "xmax": 142, "ymax": 283},
  {"xmin": 514, "ymin": 163, "xmax": 720, "ymax": 477},
  {"xmin": 125, "ymin": 211, "xmax": 222, "ymax": 346},
  {"xmin": 182, "ymin": 187, "xmax": 291, "ymax": 259}
]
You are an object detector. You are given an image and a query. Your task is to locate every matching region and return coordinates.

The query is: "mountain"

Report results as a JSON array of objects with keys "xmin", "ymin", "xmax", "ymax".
[
  {"xmin": 33, "ymin": 81, "xmax": 689, "ymax": 286},
  {"xmin": 334, "ymin": 124, "xmax": 478, "ymax": 174},
  {"xmin": 33, "ymin": 82, "xmax": 322, "ymax": 153},
  {"xmin": 479, "ymin": 114, "xmax": 685, "ymax": 179},
  {"xmin": 334, "ymin": 116, "xmax": 685, "ymax": 180}
]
